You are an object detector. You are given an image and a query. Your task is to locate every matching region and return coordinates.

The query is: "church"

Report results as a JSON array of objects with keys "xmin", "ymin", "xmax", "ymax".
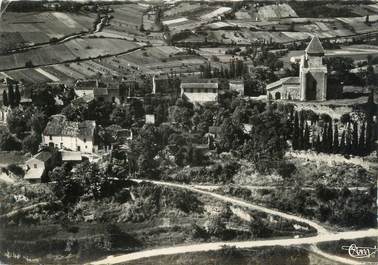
[{"xmin": 267, "ymin": 36, "xmax": 328, "ymax": 101}]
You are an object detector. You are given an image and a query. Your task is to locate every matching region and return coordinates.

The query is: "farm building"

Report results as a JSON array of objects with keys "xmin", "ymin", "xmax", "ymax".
[
  {"xmin": 181, "ymin": 79, "xmax": 218, "ymax": 105},
  {"xmin": 267, "ymin": 36, "xmax": 331, "ymax": 101},
  {"xmin": 42, "ymin": 115, "xmax": 97, "ymax": 154}
]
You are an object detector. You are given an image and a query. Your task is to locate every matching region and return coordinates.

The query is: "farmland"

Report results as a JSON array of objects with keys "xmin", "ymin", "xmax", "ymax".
[
  {"xmin": 0, "ymin": 11, "xmax": 94, "ymax": 53},
  {"xmin": 0, "ymin": 37, "xmax": 141, "ymax": 72}
]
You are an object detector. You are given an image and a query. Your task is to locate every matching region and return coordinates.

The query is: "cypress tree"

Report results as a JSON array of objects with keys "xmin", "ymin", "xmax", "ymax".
[
  {"xmin": 292, "ymin": 111, "xmax": 299, "ymax": 150},
  {"xmin": 15, "ymin": 85, "xmax": 21, "ymax": 106},
  {"xmin": 327, "ymin": 121, "xmax": 333, "ymax": 153},
  {"xmin": 352, "ymin": 122, "xmax": 359, "ymax": 155},
  {"xmin": 303, "ymin": 122, "xmax": 310, "ymax": 150},
  {"xmin": 333, "ymin": 124, "xmax": 339, "ymax": 153},
  {"xmin": 321, "ymin": 124, "xmax": 328, "ymax": 153},
  {"xmin": 230, "ymin": 60, "xmax": 236, "ymax": 78},
  {"xmin": 366, "ymin": 119, "xmax": 373, "ymax": 153},
  {"xmin": 340, "ymin": 131, "xmax": 346, "ymax": 154},
  {"xmin": 8, "ymin": 84, "xmax": 14, "ymax": 107},
  {"xmin": 359, "ymin": 122, "xmax": 366, "ymax": 155},
  {"xmin": 345, "ymin": 123, "xmax": 352, "ymax": 155},
  {"xmin": 2, "ymin": 90, "xmax": 8, "ymax": 107},
  {"xmin": 315, "ymin": 134, "xmax": 321, "ymax": 152}
]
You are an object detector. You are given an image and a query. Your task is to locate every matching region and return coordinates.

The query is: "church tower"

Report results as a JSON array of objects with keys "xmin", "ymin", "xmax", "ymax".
[{"xmin": 299, "ymin": 36, "xmax": 328, "ymax": 101}]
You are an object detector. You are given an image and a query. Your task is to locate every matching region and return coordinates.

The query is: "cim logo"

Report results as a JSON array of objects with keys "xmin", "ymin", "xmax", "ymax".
[{"xmin": 341, "ymin": 244, "xmax": 377, "ymax": 259}]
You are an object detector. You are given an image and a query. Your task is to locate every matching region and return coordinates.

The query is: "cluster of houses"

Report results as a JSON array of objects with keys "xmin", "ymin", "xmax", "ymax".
[{"xmin": 3, "ymin": 36, "xmax": 363, "ymax": 183}]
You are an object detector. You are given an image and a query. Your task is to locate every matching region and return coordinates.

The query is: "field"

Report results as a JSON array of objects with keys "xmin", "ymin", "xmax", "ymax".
[
  {"xmin": 0, "ymin": 11, "xmax": 94, "ymax": 52},
  {"xmin": 107, "ymin": 4, "xmax": 147, "ymax": 34},
  {"xmin": 257, "ymin": 4, "xmax": 298, "ymax": 21},
  {"xmin": 0, "ymin": 37, "xmax": 140, "ymax": 72}
]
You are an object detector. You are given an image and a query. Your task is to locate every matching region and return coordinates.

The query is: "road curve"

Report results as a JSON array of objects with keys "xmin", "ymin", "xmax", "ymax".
[
  {"xmin": 132, "ymin": 179, "xmax": 329, "ymax": 235},
  {"xmin": 88, "ymin": 179, "xmax": 377, "ymax": 265},
  {"xmin": 89, "ymin": 229, "xmax": 378, "ymax": 265}
]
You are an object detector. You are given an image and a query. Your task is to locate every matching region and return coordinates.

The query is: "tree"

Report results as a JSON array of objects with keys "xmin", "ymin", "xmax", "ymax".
[
  {"xmin": 366, "ymin": 65, "xmax": 376, "ymax": 87},
  {"xmin": 7, "ymin": 85, "xmax": 14, "ymax": 107},
  {"xmin": 0, "ymin": 131, "xmax": 22, "ymax": 151},
  {"xmin": 359, "ymin": 122, "xmax": 366, "ymax": 155},
  {"xmin": 303, "ymin": 122, "xmax": 310, "ymax": 150},
  {"xmin": 22, "ymin": 133, "xmax": 41, "ymax": 154},
  {"xmin": 339, "ymin": 131, "xmax": 346, "ymax": 154},
  {"xmin": 2, "ymin": 90, "xmax": 8, "ymax": 107},
  {"xmin": 61, "ymin": 103, "xmax": 88, "ymax": 122},
  {"xmin": 333, "ymin": 124, "xmax": 339, "ymax": 153},
  {"xmin": 327, "ymin": 121, "xmax": 333, "ymax": 153},
  {"xmin": 292, "ymin": 111, "xmax": 300, "ymax": 150},
  {"xmin": 218, "ymin": 118, "xmax": 245, "ymax": 152},
  {"xmin": 243, "ymin": 107, "xmax": 289, "ymax": 173},
  {"xmin": 110, "ymin": 105, "xmax": 132, "ymax": 128},
  {"xmin": 30, "ymin": 83, "xmax": 57, "ymax": 115},
  {"xmin": 28, "ymin": 109, "xmax": 47, "ymax": 134},
  {"xmin": 352, "ymin": 122, "xmax": 359, "ymax": 155},
  {"xmin": 6, "ymin": 108, "xmax": 31, "ymax": 137},
  {"xmin": 249, "ymin": 218, "xmax": 272, "ymax": 238},
  {"xmin": 14, "ymin": 85, "xmax": 21, "ymax": 106}
]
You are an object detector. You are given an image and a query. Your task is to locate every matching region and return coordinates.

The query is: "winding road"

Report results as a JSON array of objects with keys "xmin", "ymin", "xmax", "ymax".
[{"xmin": 88, "ymin": 179, "xmax": 378, "ymax": 265}]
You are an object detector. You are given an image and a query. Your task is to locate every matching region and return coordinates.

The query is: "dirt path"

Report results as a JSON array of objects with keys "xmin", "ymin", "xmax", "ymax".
[
  {"xmin": 0, "ymin": 202, "xmax": 52, "ymax": 220},
  {"xmin": 133, "ymin": 179, "xmax": 329, "ymax": 235},
  {"xmin": 89, "ymin": 229, "xmax": 378, "ymax": 265},
  {"xmin": 193, "ymin": 184, "xmax": 370, "ymax": 192}
]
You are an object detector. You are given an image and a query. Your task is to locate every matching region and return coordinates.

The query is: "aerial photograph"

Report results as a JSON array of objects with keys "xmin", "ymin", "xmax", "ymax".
[{"xmin": 0, "ymin": 0, "xmax": 377, "ymax": 264}]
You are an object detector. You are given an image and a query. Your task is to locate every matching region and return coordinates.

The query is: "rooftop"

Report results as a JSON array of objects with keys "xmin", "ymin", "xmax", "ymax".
[
  {"xmin": 266, "ymin": 77, "xmax": 300, "ymax": 90},
  {"xmin": 181, "ymin": 83, "xmax": 218, "ymax": 90},
  {"xmin": 44, "ymin": 115, "xmax": 96, "ymax": 137},
  {"xmin": 305, "ymin": 36, "xmax": 325, "ymax": 56}
]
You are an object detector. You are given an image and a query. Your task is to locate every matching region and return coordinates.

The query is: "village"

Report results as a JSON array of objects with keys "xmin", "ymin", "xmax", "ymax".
[{"xmin": 0, "ymin": 1, "xmax": 377, "ymax": 265}]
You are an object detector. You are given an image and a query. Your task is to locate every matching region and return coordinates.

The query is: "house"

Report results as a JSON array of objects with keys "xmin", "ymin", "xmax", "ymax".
[
  {"xmin": 42, "ymin": 115, "xmax": 97, "ymax": 153},
  {"xmin": 74, "ymin": 79, "xmax": 125, "ymax": 104},
  {"xmin": 24, "ymin": 151, "xmax": 58, "ymax": 183},
  {"xmin": 180, "ymin": 80, "xmax": 219, "ymax": 105},
  {"xmin": 267, "ymin": 36, "xmax": 332, "ymax": 101}
]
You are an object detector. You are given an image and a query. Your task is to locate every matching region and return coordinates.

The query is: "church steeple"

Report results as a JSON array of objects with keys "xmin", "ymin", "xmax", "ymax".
[{"xmin": 305, "ymin": 36, "xmax": 325, "ymax": 56}]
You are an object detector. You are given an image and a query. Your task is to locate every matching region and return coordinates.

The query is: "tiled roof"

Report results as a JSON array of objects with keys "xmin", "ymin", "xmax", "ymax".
[
  {"xmin": 43, "ymin": 115, "xmax": 95, "ymax": 137},
  {"xmin": 305, "ymin": 36, "xmax": 325, "ymax": 55}
]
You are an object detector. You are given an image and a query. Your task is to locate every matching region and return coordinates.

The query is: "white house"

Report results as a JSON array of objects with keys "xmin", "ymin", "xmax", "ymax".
[
  {"xmin": 24, "ymin": 151, "xmax": 57, "ymax": 183},
  {"xmin": 180, "ymin": 80, "xmax": 218, "ymax": 105},
  {"xmin": 42, "ymin": 115, "xmax": 97, "ymax": 153}
]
